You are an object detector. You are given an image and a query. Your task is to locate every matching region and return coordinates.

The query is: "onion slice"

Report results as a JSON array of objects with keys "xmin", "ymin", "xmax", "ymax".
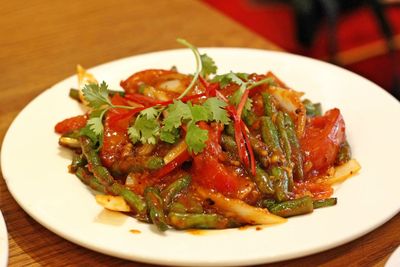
[
  {"xmin": 327, "ymin": 159, "xmax": 361, "ymax": 185},
  {"xmin": 95, "ymin": 195, "xmax": 131, "ymax": 212},
  {"xmin": 196, "ymin": 187, "xmax": 286, "ymax": 225}
]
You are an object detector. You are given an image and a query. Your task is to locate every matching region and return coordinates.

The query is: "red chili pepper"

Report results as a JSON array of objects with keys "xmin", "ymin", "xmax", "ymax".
[
  {"xmin": 216, "ymin": 90, "xmax": 229, "ymax": 102},
  {"xmin": 236, "ymin": 89, "xmax": 249, "ymax": 118},
  {"xmin": 55, "ymin": 114, "xmax": 88, "ymax": 134},
  {"xmin": 152, "ymin": 150, "xmax": 191, "ymax": 180},
  {"xmin": 125, "ymin": 92, "xmax": 207, "ymax": 108},
  {"xmin": 199, "ymin": 75, "xmax": 217, "ymax": 97},
  {"xmin": 226, "ymin": 105, "xmax": 247, "ymax": 166},
  {"xmin": 248, "ymin": 74, "xmax": 270, "ymax": 97},
  {"xmin": 241, "ymin": 121, "xmax": 256, "ymax": 175},
  {"xmin": 124, "ymin": 93, "xmax": 165, "ymax": 106},
  {"xmin": 181, "ymin": 93, "xmax": 207, "ymax": 103},
  {"xmin": 225, "ymin": 90, "xmax": 256, "ymax": 175}
]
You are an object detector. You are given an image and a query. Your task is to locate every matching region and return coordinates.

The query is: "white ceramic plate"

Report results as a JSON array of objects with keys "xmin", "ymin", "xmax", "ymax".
[
  {"xmin": 0, "ymin": 211, "xmax": 8, "ymax": 267},
  {"xmin": 2, "ymin": 48, "xmax": 400, "ymax": 266},
  {"xmin": 386, "ymin": 246, "xmax": 400, "ymax": 267}
]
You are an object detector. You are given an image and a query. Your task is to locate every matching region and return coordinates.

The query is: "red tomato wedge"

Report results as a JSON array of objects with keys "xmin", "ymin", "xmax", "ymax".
[
  {"xmin": 100, "ymin": 94, "xmax": 136, "ymax": 168},
  {"xmin": 192, "ymin": 155, "xmax": 240, "ymax": 197},
  {"xmin": 54, "ymin": 114, "xmax": 87, "ymax": 134},
  {"xmin": 300, "ymin": 108, "xmax": 346, "ymax": 176},
  {"xmin": 120, "ymin": 69, "xmax": 187, "ymax": 94},
  {"xmin": 191, "ymin": 123, "xmax": 247, "ymax": 198}
]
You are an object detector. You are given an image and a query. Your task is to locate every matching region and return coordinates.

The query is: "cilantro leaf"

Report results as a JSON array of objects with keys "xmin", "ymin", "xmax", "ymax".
[
  {"xmin": 163, "ymin": 100, "xmax": 191, "ymax": 131},
  {"xmin": 79, "ymin": 124, "xmax": 99, "ymax": 145},
  {"xmin": 235, "ymin": 72, "xmax": 250, "ymax": 81},
  {"xmin": 227, "ymin": 72, "xmax": 246, "ymax": 86},
  {"xmin": 160, "ymin": 127, "xmax": 180, "ymax": 143},
  {"xmin": 129, "ymin": 107, "xmax": 161, "ymax": 145},
  {"xmin": 82, "ymin": 81, "xmax": 112, "ymax": 109},
  {"xmin": 188, "ymin": 102, "xmax": 210, "ymax": 123},
  {"xmin": 242, "ymin": 98, "xmax": 253, "ymax": 118},
  {"xmin": 203, "ymin": 97, "xmax": 230, "ymax": 124},
  {"xmin": 128, "ymin": 127, "xmax": 140, "ymax": 144},
  {"xmin": 78, "ymin": 109, "xmax": 106, "ymax": 145},
  {"xmin": 230, "ymin": 83, "xmax": 247, "ymax": 105},
  {"xmin": 211, "ymin": 72, "xmax": 248, "ymax": 88},
  {"xmin": 230, "ymin": 88, "xmax": 253, "ymax": 117},
  {"xmin": 185, "ymin": 122, "xmax": 208, "ymax": 154},
  {"xmin": 200, "ymin": 53, "xmax": 217, "ymax": 77},
  {"xmin": 141, "ymin": 107, "xmax": 161, "ymax": 120},
  {"xmin": 87, "ymin": 117, "xmax": 104, "ymax": 137},
  {"xmin": 159, "ymin": 98, "xmax": 230, "ymax": 151}
]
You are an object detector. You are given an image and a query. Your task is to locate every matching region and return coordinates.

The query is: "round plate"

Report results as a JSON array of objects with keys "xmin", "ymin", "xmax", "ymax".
[
  {"xmin": 386, "ymin": 246, "xmax": 400, "ymax": 267},
  {"xmin": 2, "ymin": 48, "xmax": 400, "ymax": 266},
  {"xmin": 0, "ymin": 211, "xmax": 8, "ymax": 267}
]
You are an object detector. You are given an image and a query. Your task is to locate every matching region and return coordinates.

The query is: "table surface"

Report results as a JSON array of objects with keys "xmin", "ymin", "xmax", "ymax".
[{"xmin": 0, "ymin": 0, "xmax": 399, "ymax": 266}]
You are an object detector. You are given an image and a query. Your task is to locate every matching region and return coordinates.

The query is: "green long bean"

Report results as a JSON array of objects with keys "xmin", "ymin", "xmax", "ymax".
[
  {"xmin": 303, "ymin": 99, "xmax": 322, "ymax": 117},
  {"xmin": 161, "ymin": 175, "xmax": 191, "ymax": 207},
  {"xmin": 221, "ymin": 134, "xmax": 274, "ymax": 195},
  {"xmin": 276, "ymin": 112, "xmax": 292, "ymax": 162},
  {"xmin": 260, "ymin": 117, "xmax": 290, "ymax": 201},
  {"xmin": 168, "ymin": 212, "xmax": 234, "ymax": 229},
  {"xmin": 69, "ymin": 153, "xmax": 87, "ymax": 173},
  {"xmin": 111, "ymin": 156, "xmax": 164, "ymax": 176},
  {"xmin": 264, "ymin": 196, "xmax": 314, "ymax": 217},
  {"xmin": 248, "ymin": 134, "xmax": 270, "ymax": 168},
  {"xmin": 313, "ymin": 198, "xmax": 337, "ymax": 209},
  {"xmin": 221, "ymin": 134, "xmax": 238, "ymax": 155},
  {"xmin": 269, "ymin": 166, "xmax": 290, "ymax": 202},
  {"xmin": 335, "ymin": 141, "xmax": 352, "ymax": 165},
  {"xmin": 255, "ymin": 165, "xmax": 275, "ymax": 195},
  {"xmin": 79, "ymin": 136, "xmax": 147, "ymax": 214},
  {"xmin": 144, "ymin": 187, "xmax": 169, "ymax": 231},
  {"xmin": 75, "ymin": 167, "xmax": 106, "ymax": 193},
  {"xmin": 276, "ymin": 112, "xmax": 294, "ymax": 190},
  {"xmin": 262, "ymin": 92, "xmax": 277, "ymax": 117},
  {"xmin": 283, "ymin": 112, "xmax": 304, "ymax": 181},
  {"xmin": 260, "ymin": 116, "xmax": 281, "ymax": 153}
]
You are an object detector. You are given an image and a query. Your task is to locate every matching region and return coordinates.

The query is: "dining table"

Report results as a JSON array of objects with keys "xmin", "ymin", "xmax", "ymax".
[{"xmin": 1, "ymin": 0, "xmax": 399, "ymax": 266}]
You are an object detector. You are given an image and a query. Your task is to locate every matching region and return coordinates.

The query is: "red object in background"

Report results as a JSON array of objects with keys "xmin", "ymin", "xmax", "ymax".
[
  {"xmin": 203, "ymin": 0, "xmax": 297, "ymax": 51},
  {"xmin": 203, "ymin": 0, "xmax": 400, "ymax": 93}
]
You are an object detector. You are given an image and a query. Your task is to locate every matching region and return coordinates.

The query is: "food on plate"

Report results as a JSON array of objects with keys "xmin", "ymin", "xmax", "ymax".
[{"xmin": 55, "ymin": 39, "xmax": 360, "ymax": 231}]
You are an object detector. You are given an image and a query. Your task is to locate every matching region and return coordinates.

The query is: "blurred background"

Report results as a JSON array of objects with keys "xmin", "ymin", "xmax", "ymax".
[{"xmin": 203, "ymin": 0, "xmax": 400, "ymax": 100}]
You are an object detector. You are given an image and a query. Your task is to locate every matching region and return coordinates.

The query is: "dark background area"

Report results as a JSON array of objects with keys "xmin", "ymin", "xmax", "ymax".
[{"xmin": 203, "ymin": 0, "xmax": 400, "ymax": 100}]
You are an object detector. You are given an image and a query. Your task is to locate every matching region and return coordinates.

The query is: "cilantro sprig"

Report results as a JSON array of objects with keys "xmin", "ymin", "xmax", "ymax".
[
  {"xmin": 128, "ymin": 39, "xmax": 224, "ymax": 152},
  {"xmin": 128, "ymin": 107, "xmax": 162, "ymax": 145},
  {"xmin": 164, "ymin": 98, "xmax": 229, "ymax": 153},
  {"xmin": 200, "ymin": 54, "xmax": 217, "ymax": 77},
  {"xmin": 175, "ymin": 39, "xmax": 201, "ymax": 100},
  {"xmin": 212, "ymin": 72, "xmax": 276, "ymax": 116},
  {"xmin": 80, "ymin": 82, "xmax": 137, "ymax": 145},
  {"xmin": 127, "ymin": 97, "xmax": 229, "ymax": 153},
  {"xmin": 78, "ymin": 38, "xmax": 274, "ymax": 156}
]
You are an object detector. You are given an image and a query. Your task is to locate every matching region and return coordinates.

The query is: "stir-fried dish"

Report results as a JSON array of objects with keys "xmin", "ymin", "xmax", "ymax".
[{"xmin": 55, "ymin": 39, "xmax": 360, "ymax": 231}]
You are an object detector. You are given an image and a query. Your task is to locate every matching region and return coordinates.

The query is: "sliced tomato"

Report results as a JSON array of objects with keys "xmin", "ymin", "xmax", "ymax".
[
  {"xmin": 120, "ymin": 69, "xmax": 178, "ymax": 94},
  {"xmin": 192, "ymin": 155, "xmax": 240, "ymax": 197},
  {"xmin": 191, "ymin": 123, "xmax": 247, "ymax": 198},
  {"xmin": 54, "ymin": 114, "xmax": 87, "ymax": 134},
  {"xmin": 153, "ymin": 150, "xmax": 191, "ymax": 180},
  {"xmin": 293, "ymin": 181, "xmax": 334, "ymax": 200},
  {"xmin": 106, "ymin": 94, "xmax": 138, "ymax": 131},
  {"xmin": 99, "ymin": 94, "xmax": 135, "ymax": 168},
  {"xmin": 300, "ymin": 108, "xmax": 346, "ymax": 176}
]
